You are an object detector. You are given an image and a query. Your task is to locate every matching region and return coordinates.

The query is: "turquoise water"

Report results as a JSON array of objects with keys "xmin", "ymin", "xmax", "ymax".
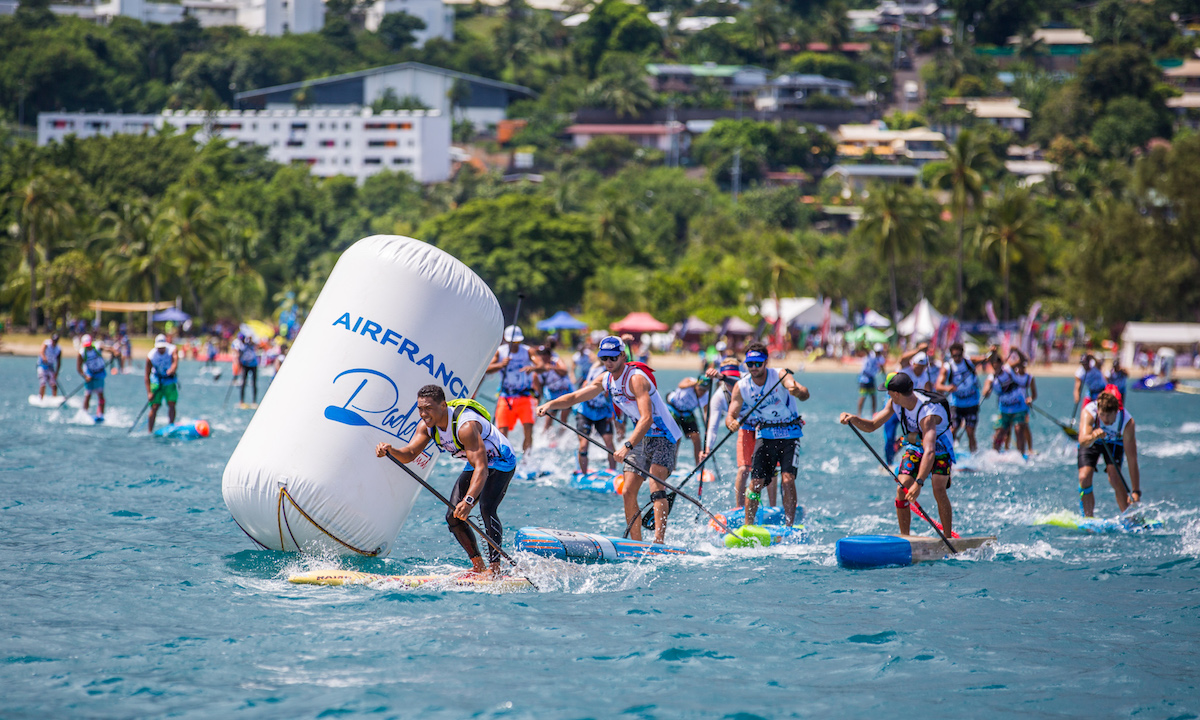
[{"xmin": 3, "ymin": 355, "xmax": 1199, "ymax": 718}]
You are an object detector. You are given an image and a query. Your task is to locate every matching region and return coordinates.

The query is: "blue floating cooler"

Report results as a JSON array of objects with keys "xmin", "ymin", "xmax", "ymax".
[{"xmin": 836, "ymin": 535, "xmax": 914, "ymax": 569}]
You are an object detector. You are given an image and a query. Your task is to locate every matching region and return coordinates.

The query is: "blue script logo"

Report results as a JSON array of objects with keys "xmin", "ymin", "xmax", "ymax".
[{"xmin": 323, "ymin": 368, "xmax": 434, "ymax": 468}]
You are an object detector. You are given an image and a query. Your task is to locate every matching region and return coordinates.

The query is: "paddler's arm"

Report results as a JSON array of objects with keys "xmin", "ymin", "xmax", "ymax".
[
  {"xmin": 77, "ymin": 353, "xmax": 86, "ymax": 379},
  {"xmin": 906, "ymin": 415, "xmax": 940, "ymax": 501},
  {"xmin": 376, "ymin": 424, "xmax": 432, "ymax": 464},
  {"xmin": 1124, "ymin": 419, "xmax": 1140, "ymax": 501},
  {"xmin": 1078, "ymin": 409, "xmax": 1100, "ymax": 447},
  {"xmin": 144, "ymin": 358, "xmax": 154, "ymax": 399},
  {"xmin": 782, "ymin": 373, "xmax": 810, "ymax": 401},
  {"xmin": 452, "ymin": 421, "xmax": 490, "ymax": 521},
  {"xmin": 537, "ymin": 376, "xmax": 604, "ymax": 415},
  {"xmin": 1072, "ymin": 376, "xmax": 1082, "ymax": 404},
  {"xmin": 485, "ymin": 349, "xmax": 506, "ymax": 373},
  {"xmin": 168, "ymin": 349, "xmax": 179, "ymax": 376},
  {"xmin": 615, "ymin": 373, "xmax": 655, "ymax": 462},
  {"xmin": 724, "ymin": 383, "xmax": 744, "ymax": 432},
  {"xmin": 935, "ymin": 365, "xmax": 953, "ymax": 393},
  {"xmin": 838, "ymin": 402, "xmax": 892, "ymax": 432},
  {"xmin": 1027, "ymin": 376, "xmax": 1038, "ymax": 404}
]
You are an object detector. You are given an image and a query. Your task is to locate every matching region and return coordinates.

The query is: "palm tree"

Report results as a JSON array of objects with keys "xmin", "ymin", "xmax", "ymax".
[
  {"xmin": 152, "ymin": 191, "xmax": 221, "ymax": 316},
  {"xmin": 587, "ymin": 54, "xmax": 658, "ymax": 119},
  {"xmin": 7, "ymin": 169, "xmax": 78, "ymax": 331},
  {"xmin": 930, "ymin": 130, "xmax": 994, "ymax": 319},
  {"xmin": 819, "ymin": 1, "xmax": 850, "ymax": 51},
  {"xmin": 977, "ymin": 185, "xmax": 1043, "ymax": 322},
  {"xmin": 857, "ymin": 183, "xmax": 937, "ymax": 324}
]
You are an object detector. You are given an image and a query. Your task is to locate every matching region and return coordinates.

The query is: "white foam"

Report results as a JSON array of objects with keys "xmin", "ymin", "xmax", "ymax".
[
  {"xmin": 1143, "ymin": 441, "xmax": 1200, "ymax": 459},
  {"xmin": 1179, "ymin": 422, "xmax": 1200, "ymax": 434}
]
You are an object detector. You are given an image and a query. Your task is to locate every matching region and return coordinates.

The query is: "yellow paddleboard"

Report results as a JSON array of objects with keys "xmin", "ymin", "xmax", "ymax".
[{"xmin": 288, "ymin": 569, "xmax": 534, "ymax": 592}]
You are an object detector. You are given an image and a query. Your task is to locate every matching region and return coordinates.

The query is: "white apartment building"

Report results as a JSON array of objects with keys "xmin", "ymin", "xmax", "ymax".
[
  {"xmin": 38, "ymin": 108, "xmax": 451, "ymax": 183},
  {"xmin": 364, "ymin": 0, "xmax": 453, "ymax": 47},
  {"xmin": 89, "ymin": 0, "xmax": 324, "ymax": 35}
]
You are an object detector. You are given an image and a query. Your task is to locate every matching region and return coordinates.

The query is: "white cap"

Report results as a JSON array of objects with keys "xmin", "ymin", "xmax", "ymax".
[
  {"xmin": 873, "ymin": 343, "xmax": 884, "ymax": 352},
  {"xmin": 154, "ymin": 333, "xmax": 168, "ymax": 348},
  {"xmin": 716, "ymin": 340, "xmax": 728, "ymax": 352},
  {"xmin": 503, "ymin": 325, "xmax": 524, "ymax": 343},
  {"xmin": 81, "ymin": 334, "xmax": 93, "ymax": 347},
  {"xmin": 912, "ymin": 351, "xmax": 928, "ymax": 365}
]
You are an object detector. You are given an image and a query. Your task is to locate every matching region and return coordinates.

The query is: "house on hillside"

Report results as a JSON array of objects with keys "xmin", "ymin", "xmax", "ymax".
[
  {"xmin": 564, "ymin": 123, "xmax": 686, "ymax": 153},
  {"xmin": 755, "ymin": 75, "xmax": 859, "ymax": 111},
  {"xmin": 646, "ymin": 64, "xmax": 769, "ymax": 103},
  {"xmin": 998, "ymin": 27, "xmax": 1094, "ymax": 71},
  {"xmin": 1164, "ymin": 60, "xmax": 1200, "ymax": 91},
  {"xmin": 941, "ymin": 97, "xmax": 1032, "ymax": 135},
  {"xmin": 835, "ymin": 124, "xmax": 947, "ymax": 164},
  {"xmin": 824, "ymin": 164, "xmax": 920, "ymax": 195},
  {"xmin": 363, "ymin": 0, "xmax": 454, "ymax": 46}
]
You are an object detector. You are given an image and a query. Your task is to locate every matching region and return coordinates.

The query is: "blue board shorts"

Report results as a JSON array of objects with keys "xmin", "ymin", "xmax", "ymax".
[{"xmin": 85, "ymin": 376, "xmax": 105, "ymax": 392}]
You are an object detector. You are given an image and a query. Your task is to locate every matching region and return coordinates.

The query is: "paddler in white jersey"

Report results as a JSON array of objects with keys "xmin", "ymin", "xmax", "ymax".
[
  {"xmin": 76, "ymin": 334, "xmax": 108, "ymax": 419},
  {"xmin": 1077, "ymin": 388, "xmax": 1141, "ymax": 517},
  {"xmin": 537, "ymin": 335, "xmax": 682, "ymax": 543},
  {"xmin": 536, "ymin": 344, "xmax": 574, "ymax": 434},
  {"xmin": 486, "ymin": 325, "xmax": 544, "ymax": 454},
  {"xmin": 36, "ymin": 333, "xmax": 62, "ymax": 399},
  {"xmin": 882, "ymin": 347, "xmax": 933, "ymax": 467},
  {"xmin": 703, "ymin": 358, "xmax": 769, "ymax": 508},
  {"xmin": 377, "ymin": 385, "xmax": 517, "ymax": 578},
  {"xmin": 724, "ymin": 342, "xmax": 810, "ymax": 527},
  {"xmin": 144, "ymin": 334, "xmax": 179, "ymax": 433},
  {"xmin": 840, "ymin": 372, "xmax": 956, "ymax": 537},
  {"xmin": 665, "ymin": 376, "xmax": 710, "ymax": 465}
]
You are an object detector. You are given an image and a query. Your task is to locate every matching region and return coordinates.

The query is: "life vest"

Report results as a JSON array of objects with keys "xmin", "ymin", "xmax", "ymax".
[
  {"xmin": 604, "ymin": 364, "xmax": 681, "ymax": 441},
  {"xmin": 430, "ymin": 399, "xmax": 515, "ymax": 470},
  {"xmin": 82, "ymin": 347, "xmax": 108, "ymax": 376},
  {"xmin": 498, "ymin": 344, "xmax": 535, "ymax": 396},
  {"xmin": 895, "ymin": 389, "xmax": 953, "ymax": 455},
  {"xmin": 1081, "ymin": 366, "xmax": 1106, "ymax": 398},
  {"xmin": 947, "ymin": 357, "xmax": 979, "ymax": 404},
  {"xmin": 540, "ymin": 354, "xmax": 573, "ymax": 394},
  {"xmin": 238, "ymin": 342, "xmax": 258, "ymax": 367},
  {"xmin": 431, "ymin": 398, "xmax": 494, "ymax": 451},
  {"xmin": 149, "ymin": 347, "xmax": 177, "ymax": 384},
  {"xmin": 38, "ymin": 342, "xmax": 61, "ymax": 370},
  {"xmin": 858, "ymin": 353, "xmax": 884, "ymax": 385},
  {"xmin": 1082, "ymin": 401, "xmax": 1131, "ymax": 447},
  {"xmin": 996, "ymin": 369, "xmax": 1031, "ymax": 412}
]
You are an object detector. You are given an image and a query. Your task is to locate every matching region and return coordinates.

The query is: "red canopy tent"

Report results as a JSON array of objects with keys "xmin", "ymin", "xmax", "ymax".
[{"xmin": 610, "ymin": 312, "xmax": 669, "ymax": 334}]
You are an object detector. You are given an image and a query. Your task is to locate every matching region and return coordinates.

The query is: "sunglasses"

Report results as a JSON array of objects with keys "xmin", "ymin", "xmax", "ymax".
[
  {"xmin": 745, "ymin": 361, "xmax": 764, "ymax": 368},
  {"xmin": 600, "ymin": 355, "xmax": 622, "ymax": 362}
]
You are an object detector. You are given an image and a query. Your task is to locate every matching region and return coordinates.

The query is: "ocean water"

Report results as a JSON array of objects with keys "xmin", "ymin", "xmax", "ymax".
[{"xmin": 2, "ymin": 356, "xmax": 1199, "ymax": 719}]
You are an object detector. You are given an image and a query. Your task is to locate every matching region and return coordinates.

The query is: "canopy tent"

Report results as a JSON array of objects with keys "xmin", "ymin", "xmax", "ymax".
[
  {"xmin": 845, "ymin": 325, "xmax": 893, "ymax": 345},
  {"xmin": 153, "ymin": 307, "xmax": 191, "ymax": 323},
  {"xmin": 896, "ymin": 298, "xmax": 945, "ymax": 341},
  {"xmin": 610, "ymin": 312, "xmax": 669, "ymax": 334},
  {"xmin": 758, "ymin": 297, "xmax": 818, "ymax": 325},
  {"xmin": 1120, "ymin": 322, "xmax": 1200, "ymax": 367},
  {"xmin": 678, "ymin": 315, "xmax": 713, "ymax": 336},
  {"xmin": 240, "ymin": 320, "xmax": 276, "ymax": 342},
  {"xmin": 788, "ymin": 303, "xmax": 848, "ymax": 331},
  {"xmin": 862, "ymin": 309, "xmax": 892, "ymax": 328},
  {"xmin": 720, "ymin": 316, "xmax": 756, "ymax": 337},
  {"xmin": 90, "ymin": 300, "xmax": 176, "ymax": 334},
  {"xmin": 537, "ymin": 310, "xmax": 588, "ymax": 331}
]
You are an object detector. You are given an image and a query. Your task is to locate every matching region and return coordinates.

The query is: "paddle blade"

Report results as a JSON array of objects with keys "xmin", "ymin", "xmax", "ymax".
[{"xmin": 1064, "ymin": 426, "xmax": 1079, "ymax": 439}]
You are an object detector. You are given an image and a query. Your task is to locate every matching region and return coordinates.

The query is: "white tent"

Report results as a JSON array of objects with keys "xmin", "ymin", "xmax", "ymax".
[
  {"xmin": 789, "ymin": 303, "xmax": 848, "ymax": 330},
  {"xmin": 758, "ymin": 297, "xmax": 818, "ymax": 325},
  {"xmin": 862, "ymin": 309, "xmax": 892, "ymax": 328},
  {"xmin": 896, "ymin": 298, "xmax": 945, "ymax": 341},
  {"xmin": 1120, "ymin": 322, "xmax": 1200, "ymax": 367}
]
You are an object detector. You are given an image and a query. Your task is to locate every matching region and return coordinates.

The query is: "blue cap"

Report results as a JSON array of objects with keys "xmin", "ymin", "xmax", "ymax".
[
  {"xmin": 597, "ymin": 336, "xmax": 625, "ymax": 358},
  {"xmin": 745, "ymin": 350, "xmax": 767, "ymax": 363}
]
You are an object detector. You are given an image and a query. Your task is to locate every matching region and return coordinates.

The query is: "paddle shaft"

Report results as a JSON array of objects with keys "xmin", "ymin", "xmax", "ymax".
[
  {"xmin": 496, "ymin": 294, "xmax": 525, "ymax": 412},
  {"xmin": 127, "ymin": 400, "xmax": 152, "ymax": 434},
  {"xmin": 546, "ymin": 413, "xmax": 727, "ymax": 533},
  {"xmin": 847, "ymin": 424, "xmax": 957, "ymax": 553},
  {"xmin": 628, "ymin": 368, "xmax": 796, "ymax": 535},
  {"xmin": 383, "ymin": 453, "xmax": 526, "ymax": 574},
  {"xmin": 1029, "ymin": 402, "xmax": 1078, "ymax": 438},
  {"xmin": 1095, "ymin": 440, "xmax": 1132, "ymax": 496}
]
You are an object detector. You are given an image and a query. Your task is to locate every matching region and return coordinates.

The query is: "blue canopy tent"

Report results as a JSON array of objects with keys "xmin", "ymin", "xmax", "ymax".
[
  {"xmin": 537, "ymin": 311, "xmax": 588, "ymax": 331},
  {"xmin": 152, "ymin": 307, "xmax": 191, "ymax": 323}
]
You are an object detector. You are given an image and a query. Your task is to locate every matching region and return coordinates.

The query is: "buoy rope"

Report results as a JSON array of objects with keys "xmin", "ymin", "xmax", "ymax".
[{"xmin": 277, "ymin": 487, "xmax": 382, "ymax": 556}]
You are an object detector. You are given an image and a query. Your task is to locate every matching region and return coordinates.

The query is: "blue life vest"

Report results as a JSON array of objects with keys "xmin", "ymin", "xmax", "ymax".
[
  {"xmin": 1082, "ymin": 367, "xmax": 1106, "ymax": 399},
  {"xmin": 82, "ymin": 347, "xmax": 107, "ymax": 377},
  {"xmin": 858, "ymin": 353, "xmax": 884, "ymax": 386},
  {"xmin": 947, "ymin": 357, "xmax": 979, "ymax": 407},
  {"xmin": 499, "ymin": 345, "xmax": 535, "ymax": 396},
  {"xmin": 238, "ymin": 343, "xmax": 258, "ymax": 368},
  {"xmin": 996, "ymin": 369, "xmax": 1030, "ymax": 413},
  {"xmin": 149, "ymin": 349, "xmax": 177, "ymax": 385}
]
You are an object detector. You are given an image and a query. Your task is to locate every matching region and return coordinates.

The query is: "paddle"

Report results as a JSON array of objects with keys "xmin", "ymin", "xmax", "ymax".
[
  {"xmin": 127, "ymin": 400, "xmax": 152, "ymax": 434},
  {"xmin": 847, "ymin": 424, "xmax": 958, "ymax": 553},
  {"xmin": 222, "ymin": 370, "xmax": 238, "ymax": 409},
  {"xmin": 545, "ymin": 413, "xmax": 728, "ymax": 535},
  {"xmin": 60, "ymin": 379, "xmax": 87, "ymax": 403},
  {"xmin": 496, "ymin": 293, "xmax": 525, "ymax": 412},
  {"xmin": 1095, "ymin": 440, "xmax": 1133, "ymax": 499},
  {"xmin": 382, "ymin": 453, "xmax": 536, "ymax": 588},
  {"xmin": 633, "ymin": 368, "xmax": 796, "ymax": 535},
  {"xmin": 695, "ymin": 376, "xmax": 711, "ymax": 520},
  {"xmin": 1029, "ymin": 403, "xmax": 1078, "ymax": 439}
]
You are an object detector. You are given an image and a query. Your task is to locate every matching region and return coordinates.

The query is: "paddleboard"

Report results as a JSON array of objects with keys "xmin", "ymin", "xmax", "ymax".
[
  {"xmin": 514, "ymin": 527, "xmax": 688, "ymax": 563},
  {"xmin": 237, "ymin": 402, "xmax": 259, "ymax": 410},
  {"xmin": 723, "ymin": 523, "xmax": 807, "ymax": 548},
  {"xmin": 516, "ymin": 469, "xmax": 553, "ymax": 481},
  {"xmin": 28, "ymin": 394, "xmax": 67, "ymax": 408},
  {"xmin": 153, "ymin": 420, "xmax": 211, "ymax": 440},
  {"xmin": 836, "ymin": 534, "xmax": 996, "ymax": 569},
  {"xmin": 288, "ymin": 569, "xmax": 533, "ymax": 592},
  {"xmin": 709, "ymin": 505, "xmax": 799, "ymax": 532},
  {"xmin": 92, "ymin": 414, "xmax": 105, "ymax": 424},
  {"xmin": 1034, "ymin": 510, "xmax": 1162, "ymax": 533},
  {"xmin": 570, "ymin": 469, "xmax": 624, "ymax": 494}
]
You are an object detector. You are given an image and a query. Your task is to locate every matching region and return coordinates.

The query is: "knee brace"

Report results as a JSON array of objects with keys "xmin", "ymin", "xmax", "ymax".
[
  {"xmin": 1079, "ymin": 485, "xmax": 1093, "ymax": 497},
  {"xmin": 895, "ymin": 498, "xmax": 909, "ymax": 509},
  {"xmin": 650, "ymin": 490, "xmax": 670, "ymax": 502}
]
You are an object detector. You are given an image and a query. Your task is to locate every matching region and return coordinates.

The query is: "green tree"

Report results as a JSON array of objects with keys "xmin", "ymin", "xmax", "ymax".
[
  {"xmin": 977, "ymin": 185, "xmax": 1042, "ymax": 321},
  {"xmin": 585, "ymin": 53, "xmax": 658, "ymax": 118},
  {"xmin": 856, "ymin": 183, "xmax": 938, "ymax": 324},
  {"xmin": 6, "ymin": 169, "xmax": 79, "ymax": 331},
  {"xmin": 930, "ymin": 130, "xmax": 994, "ymax": 319},
  {"xmin": 377, "ymin": 11, "xmax": 426, "ymax": 51},
  {"xmin": 152, "ymin": 190, "xmax": 221, "ymax": 317},
  {"xmin": 1090, "ymin": 96, "xmax": 1167, "ymax": 158}
]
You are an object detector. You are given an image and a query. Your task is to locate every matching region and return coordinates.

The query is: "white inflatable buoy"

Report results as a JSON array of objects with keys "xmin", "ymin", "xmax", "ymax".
[{"xmin": 221, "ymin": 236, "xmax": 502, "ymax": 556}]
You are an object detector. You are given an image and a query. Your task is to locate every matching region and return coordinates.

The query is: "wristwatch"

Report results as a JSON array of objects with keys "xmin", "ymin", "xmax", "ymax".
[
  {"xmin": 463, "ymin": 495, "xmax": 476, "ymax": 506},
  {"xmin": 915, "ymin": 478, "xmax": 926, "ymax": 487},
  {"xmin": 624, "ymin": 441, "xmax": 633, "ymax": 450}
]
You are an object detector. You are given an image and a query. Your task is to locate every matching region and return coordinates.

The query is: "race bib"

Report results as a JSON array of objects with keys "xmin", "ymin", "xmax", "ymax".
[{"xmin": 756, "ymin": 422, "xmax": 803, "ymax": 440}]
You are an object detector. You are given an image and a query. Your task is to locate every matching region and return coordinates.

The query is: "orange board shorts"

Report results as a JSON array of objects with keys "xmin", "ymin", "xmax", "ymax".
[
  {"xmin": 495, "ymin": 395, "xmax": 535, "ymax": 428},
  {"xmin": 736, "ymin": 427, "xmax": 756, "ymax": 468}
]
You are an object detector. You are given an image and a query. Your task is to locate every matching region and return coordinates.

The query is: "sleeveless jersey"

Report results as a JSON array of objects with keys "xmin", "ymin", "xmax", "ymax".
[
  {"xmin": 737, "ymin": 369, "xmax": 803, "ymax": 440},
  {"xmin": 1107, "ymin": 369, "xmax": 1127, "ymax": 396},
  {"xmin": 858, "ymin": 352, "xmax": 885, "ymax": 386},
  {"xmin": 901, "ymin": 365, "xmax": 933, "ymax": 391},
  {"xmin": 1079, "ymin": 366, "xmax": 1107, "ymax": 399},
  {"xmin": 580, "ymin": 363, "xmax": 613, "ymax": 421},
  {"xmin": 497, "ymin": 344, "xmax": 535, "ymax": 396},
  {"xmin": 38, "ymin": 341, "xmax": 61, "ymax": 370},
  {"xmin": 81, "ymin": 347, "xmax": 107, "ymax": 377},
  {"xmin": 894, "ymin": 390, "xmax": 953, "ymax": 456},
  {"xmin": 946, "ymin": 357, "xmax": 979, "ymax": 407},
  {"xmin": 430, "ymin": 407, "xmax": 517, "ymax": 471},
  {"xmin": 666, "ymin": 386, "xmax": 708, "ymax": 419},
  {"xmin": 540, "ymin": 354, "xmax": 574, "ymax": 394},
  {"xmin": 148, "ymin": 346, "xmax": 177, "ymax": 384},
  {"xmin": 1081, "ymin": 402, "xmax": 1131, "ymax": 447},
  {"xmin": 996, "ymin": 369, "xmax": 1031, "ymax": 413},
  {"xmin": 604, "ymin": 365, "xmax": 682, "ymax": 441},
  {"xmin": 236, "ymin": 340, "xmax": 258, "ymax": 367}
]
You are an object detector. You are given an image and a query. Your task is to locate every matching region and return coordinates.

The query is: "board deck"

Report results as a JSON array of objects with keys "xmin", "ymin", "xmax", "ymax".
[
  {"xmin": 836, "ymin": 534, "xmax": 996, "ymax": 568},
  {"xmin": 723, "ymin": 523, "xmax": 807, "ymax": 548},
  {"xmin": 709, "ymin": 506, "xmax": 798, "ymax": 533},
  {"xmin": 1034, "ymin": 510, "xmax": 1163, "ymax": 533},
  {"xmin": 288, "ymin": 569, "xmax": 534, "ymax": 592},
  {"xmin": 28, "ymin": 394, "xmax": 67, "ymax": 408},
  {"xmin": 515, "ymin": 526, "xmax": 688, "ymax": 563}
]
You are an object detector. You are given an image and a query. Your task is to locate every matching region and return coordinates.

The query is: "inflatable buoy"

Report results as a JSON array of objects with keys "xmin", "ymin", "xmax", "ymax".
[
  {"xmin": 221, "ymin": 236, "xmax": 502, "ymax": 557},
  {"xmin": 154, "ymin": 420, "xmax": 211, "ymax": 440}
]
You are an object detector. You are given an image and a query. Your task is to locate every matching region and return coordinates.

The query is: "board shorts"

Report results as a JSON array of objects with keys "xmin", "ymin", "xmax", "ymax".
[
  {"xmin": 897, "ymin": 446, "xmax": 952, "ymax": 482},
  {"xmin": 751, "ymin": 438, "xmax": 798, "ymax": 483},
  {"xmin": 858, "ymin": 382, "xmax": 876, "ymax": 395},
  {"xmin": 998, "ymin": 410, "xmax": 1029, "ymax": 429},
  {"xmin": 952, "ymin": 404, "xmax": 979, "ymax": 429},
  {"xmin": 576, "ymin": 413, "xmax": 613, "ymax": 437},
  {"xmin": 85, "ymin": 376, "xmax": 105, "ymax": 392},
  {"xmin": 626, "ymin": 435, "xmax": 677, "ymax": 476},
  {"xmin": 544, "ymin": 387, "xmax": 572, "ymax": 402},
  {"xmin": 1078, "ymin": 442, "xmax": 1124, "ymax": 470},
  {"xmin": 672, "ymin": 412, "xmax": 699, "ymax": 436},
  {"xmin": 495, "ymin": 395, "xmax": 535, "ymax": 428},
  {"xmin": 37, "ymin": 366, "xmax": 58, "ymax": 388},
  {"xmin": 150, "ymin": 383, "xmax": 179, "ymax": 405},
  {"xmin": 736, "ymin": 427, "xmax": 756, "ymax": 467}
]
